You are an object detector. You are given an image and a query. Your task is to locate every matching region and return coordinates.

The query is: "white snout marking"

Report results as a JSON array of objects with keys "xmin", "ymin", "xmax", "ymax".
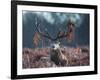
[{"xmin": 53, "ymin": 43, "xmax": 60, "ymax": 50}]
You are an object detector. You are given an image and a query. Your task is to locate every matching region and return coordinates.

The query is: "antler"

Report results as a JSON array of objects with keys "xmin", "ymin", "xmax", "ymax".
[
  {"xmin": 35, "ymin": 18, "xmax": 53, "ymax": 40},
  {"xmin": 54, "ymin": 20, "xmax": 75, "ymax": 41},
  {"xmin": 36, "ymin": 24, "xmax": 72, "ymax": 41},
  {"xmin": 35, "ymin": 18, "xmax": 75, "ymax": 42},
  {"xmin": 37, "ymin": 26, "xmax": 67, "ymax": 41},
  {"xmin": 54, "ymin": 30, "xmax": 67, "ymax": 41},
  {"xmin": 38, "ymin": 29, "xmax": 53, "ymax": 40}
]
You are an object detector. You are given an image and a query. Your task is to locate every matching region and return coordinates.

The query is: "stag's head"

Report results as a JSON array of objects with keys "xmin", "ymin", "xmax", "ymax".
[
  {"xmin": 35, "ymin": 18, "xmax": 75, "ymax": 48},
  {"xmin": 51, "ymin": 41, "xmax": 61, "ymax": 50}
]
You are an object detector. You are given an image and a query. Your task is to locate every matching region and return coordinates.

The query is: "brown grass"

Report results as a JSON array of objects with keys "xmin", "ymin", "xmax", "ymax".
[{"xmin": 22, "ymin": 47, "xmax": 89, "ymax": 68}]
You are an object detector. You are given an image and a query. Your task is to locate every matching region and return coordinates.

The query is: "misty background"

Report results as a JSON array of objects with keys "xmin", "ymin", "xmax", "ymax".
[{"xmin": 22, "ymin": 11, "xmax": 89, "ymax": 48}]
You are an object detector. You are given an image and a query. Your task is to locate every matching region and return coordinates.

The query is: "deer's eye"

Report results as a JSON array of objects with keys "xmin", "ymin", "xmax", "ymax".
[{"xmin": 52, "ymin": 45, "xmax": 55, "ymax": 48}]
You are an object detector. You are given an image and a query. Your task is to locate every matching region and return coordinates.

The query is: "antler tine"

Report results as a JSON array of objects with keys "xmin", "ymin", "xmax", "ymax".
[
  {"xmin": 44, "ymin": 28, "xmax": 51, "ymax": 37},
  {"xmin": 35, "ymin": 17, "xmax": 53, "ymax": 40},
  {"xmin": 54, "ymin": 29, "xmax": 67, "ymax": 41}
]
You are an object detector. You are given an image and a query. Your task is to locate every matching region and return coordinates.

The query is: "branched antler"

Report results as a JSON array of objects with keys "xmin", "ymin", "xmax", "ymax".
[{"xmin": 35, "ymin": 18, "xmax": 75, "ymax": 42}]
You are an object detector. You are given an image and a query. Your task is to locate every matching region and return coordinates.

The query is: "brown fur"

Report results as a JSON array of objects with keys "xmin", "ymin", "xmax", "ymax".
[{"xmin": 50, "ymin": 49, "xmax": 68, "ymax": 66}]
